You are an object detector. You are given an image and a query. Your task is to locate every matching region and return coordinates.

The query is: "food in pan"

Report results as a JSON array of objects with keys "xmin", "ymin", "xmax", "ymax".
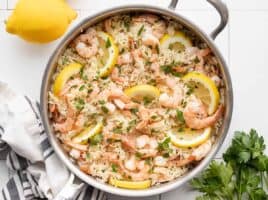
[{"xmin": 48, "ymin": 13, "xmax": 224, "ymax": 189}]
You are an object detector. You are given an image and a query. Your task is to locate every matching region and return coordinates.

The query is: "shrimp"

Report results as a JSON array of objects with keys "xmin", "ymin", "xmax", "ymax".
[
  {"xmin": 111, "ymin": 67, "xmax": 124, "ymax": 84},
  {"xmin": 125, "ymin": 163, "xmax": 150, "ymax": 181},
  {"xmin": 123, "ymin": 134, "xmax": 158, "ymax": 157},
  {"xmin": 159, "ymin": 78, "xmax": 184, "ymax": 108},
  {"xmin": 135, "ymin": 135, "xmax": 158, "ymax": 158},
  {"xmin": 183, "ymin": 96, "xmax": 224, "ymax": 129},
  {"xmin": 131, "ymin": 49, "xmax": 144, "ymax": 69},
  {"xmin": 74, "ymin": 114, "xmax": 87, "ymax": 132},
  {"xmin": 169, "ymin": 140, "xmax": 212, "ymax": 167},
  {"xmin": 88, "ymin": 82, "xmax": 100, "ymax": 100},
  {"xmin": 152, "ymin": 20, "xmax": 166, "ymax": 39},
  {"xmin": 74, "ymin": 28, "xmax": 99, "ymax": 59},
  {"xmin": 142, "ymin": 33, "xmax": 159, "ymax": 48},
  {"xmin": 122, "ymin": 157, "xmax": 151, "ymax": 181},
  {"xmin": 132, "ymin": 14, "xmax": 159, "ymax": 24},
  {"xmin": 108, "ymin": 88, "xmax": 131, "ymax": 103},
  {"xmin": 152, "ymin": 167, "xmax": 173, "ymax": 183},
  {"xmin": 107, "ymin": 133, "xmax": 158, "ymax": 158},
  {"xmin": 107, "ymin": 88, "xmax": 138, "ymax": 110},
  {"xmin": 104, "ymin": 18, "xmax": 112, "ymax": 33},
  {"xmin": 192, "ymin": 139, "xmax": 212, "ymax": 161},
  {"xmin": 63, "ymin": 140, "xmax": 88, "ymax": 151},
  {"xmin": 117, "ymin": 52, "xmax": 133, "ymax": 65},
  {"xmin": 135, "ymin": 106, "xmax": 151, "ymax": 132},
  {"xmin": 194, "ymin": 48, "xmax": 211, "ymax": 73},
  {"xmin": 49, "ymin": 104, "xmax": 64, "ymax": 123},
  {"xmin": 133, "ymin": 14, "xmax": 166, "ymax": 39},
  {"xmin": 54, "ymin": 106, "xmax": 76, "ymax": 133},
  {"xmin": 60, "ymin": 78, "xmax": 84, "ymax": 97},
  {"xmin": 78, "ymin": 160, "xmax": 90, "ymax": 174},
  {"xmin": 104, "ymin": 151, "xmax": 150, "ymax": 181}
]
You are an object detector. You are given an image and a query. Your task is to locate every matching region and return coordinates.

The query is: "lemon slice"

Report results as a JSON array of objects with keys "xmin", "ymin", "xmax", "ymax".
[
  {"xmin": 109, "ymin": 177, "xmax": 151, "ymax": 189},
  {"xmin": 183, "ymin": 72, "xmax": 220, "ymax": 115},
  {"xmin": 168, "ymin": 127, "xmax": 211, "ymax": 148},
  {"xmin": 53, "ymin": 62, "xmax": 82, "ymax": 96},
  {"xmin": 160, "ymin": 31, "xmax": 192, "ymax": 51},
  {"xmin": 97, "ymin": 31, "xmax": 119, "ymax": 77},
  {"xmin": 72, "ymin": 122, "xmax": 103, "ymax": 144},
  {"xmin": 124, "ymin": 84, "xmax": 160, "ymax": 101}
]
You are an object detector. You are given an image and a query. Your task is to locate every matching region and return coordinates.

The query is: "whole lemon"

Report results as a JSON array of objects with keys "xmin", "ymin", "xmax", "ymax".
[{"xmin": 6, "ymin": 0, "xmax": 77, "ymax": 43}]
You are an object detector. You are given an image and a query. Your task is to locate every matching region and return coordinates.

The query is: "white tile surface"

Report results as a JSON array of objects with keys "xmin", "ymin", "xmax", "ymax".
[
  {"xmin": 228, "ymin": 10, "xmax": 268, "ymax": 153},
  {"xmin": 229, "ymin": 0, "xmax": 268, "ymax": 10},
  {"xmin": 7, "ymin": 0, "xmax": 16, "ymax": 9},
  {"xmin": 0, "ymin": 0, "xmax": 7, "ymax": 10}
]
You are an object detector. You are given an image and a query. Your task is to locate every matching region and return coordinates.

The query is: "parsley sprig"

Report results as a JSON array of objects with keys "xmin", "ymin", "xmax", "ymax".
[{"xmin": 191, "ymin": 129, "xmax": 268, "ymax": 200}]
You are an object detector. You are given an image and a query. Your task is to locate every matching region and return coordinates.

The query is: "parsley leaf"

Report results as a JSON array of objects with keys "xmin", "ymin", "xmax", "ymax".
[
  {"xmin": 106, "ymin": 38, "xmax": 111, "ymax": 48},
  {"xmin": 176, "ymin": 109, "xmax": 185, "ymax": 124},
  {"xmin": 191, "ymin": 129, "xmax": 268, "ymax": 200},
  {"xmin": 160, "ymin": 62, "xmax": 183, "ymax": 77},
  {"xmin": 90, "ymin": 133, "xmax": 103, "ymax": 145},
  {"xmin": 111, "ymin": 163, "xmax": 118, "ymax": 172},
  {"xmin": 137, "ymin": 25, "xmax": 144, "ymax": 36},
  {"xmin": 74, "ymin": 98, "xmax": 85, "ymax": 111},
  {"xmin": 158, "ymin": 137, "xmax": 172, "ymax": 157}
]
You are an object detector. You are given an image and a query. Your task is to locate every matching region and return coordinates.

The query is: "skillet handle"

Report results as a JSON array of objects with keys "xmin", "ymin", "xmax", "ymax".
[{"xmin": 168, "ymin": 0, "xmax": 229, "ymax": 40}]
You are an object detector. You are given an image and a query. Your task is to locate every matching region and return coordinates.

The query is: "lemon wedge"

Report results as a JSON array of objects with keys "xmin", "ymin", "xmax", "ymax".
[
  {"xmin": 109, "ymin": 177, "xmax": 151, "ymax": 189},
  {"xmin": 97, "ymin": 31, "xmax": 119, "ymax": 78},
  {"xmin": 53, "ymin": 62, "xmax": 82, "ymax": 96},
  {"xmin": 168, "ymin": 127, "xmax": 211, "ymax": 148},
  {"xmin": 183, "ymin": 72, "xmax": 220, "ymax": 115},
  {"xmin": 160, "ymin": 31, "xmax": 192, "ymax": 51},
  {"xmin": 72, "ymin": 122, "xmax": 103, "ymax": 144},
  {"xmin": 124, "ymin": 84, "xmax": 160, "ymax": 101}
]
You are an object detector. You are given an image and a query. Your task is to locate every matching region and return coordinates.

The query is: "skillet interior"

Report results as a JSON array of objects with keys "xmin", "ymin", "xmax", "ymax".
[{"xmin": 40, "ymin": 5, "xmax": 233, "ymax": 197}]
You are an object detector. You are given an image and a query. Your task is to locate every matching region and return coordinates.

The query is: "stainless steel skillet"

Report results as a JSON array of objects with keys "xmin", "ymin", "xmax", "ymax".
[{"xmin": 40, "ymin": 0, "xmax": 233, "ymax": 197}]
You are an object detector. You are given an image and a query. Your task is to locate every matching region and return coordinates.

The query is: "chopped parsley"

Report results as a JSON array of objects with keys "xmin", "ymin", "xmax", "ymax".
[
  {"xmin": 119, "ymin": 48, "xmax": 125, "ymax": 54},
  {"xmin": 79, "ymin": 66, "xmax": 88, "ymax": 80},
  {"xmin": 101, "ymin": 106, "xmax": 109, "ymax": 113},
  {"xmin": 158, "ymin": 137, "xmax": 173, "ymax": 157},
  {"xmin": 193, "ymin": 56, "xmax": 200, "ymax": 64},
  {"xmin": 86, "ymin": 152, "xmax": 90, "ymax": 160},
  {"xmin": 111, "ymin": 163, "xmax": 118, "ymax": 172},
  {"xmin": 145, "ymin": 158, "xmax": 152, "ymax": 165},
  {"xmin": 186, "ymin": 84, "xmax": 195, "ymax": 95},
  {"xmin": 127, "ymin": 119, "xmax": 137, "ymax": 132},
  {"xmin": 130, "ymin": 108, "xmax": 138, "ymax": 114},
  {"xmin": 143, "ymin": 96, "xmax": 152, "ymax": 105},
  {"xmin": 105, "ymin": 38, "xmax": 111, "ymax": 48},
  {"xmin": 74, "ymin": 98, "xmax": 85, "ymax": 111},
  {"xmin": 145, "ymin": 60, "xmax": 152, "ymax": 66},
  {"xmin": 156, "ymin": 45, "xmax": 160, "ymax": 54},
  {"xmin": 176, "ymin": 109, "xmax": 185, "ymax": 124},
  {"xmin": 151, "ymin": 115, "xmax": 158, "ymax": 120},
  {"xmin": 137, "ymin": 25, "xmax": 144, "ymax": 36},
  {"xmin": 135, "ymin": 152, "xmax": 143, "ymax": 159},
  {"xmin": 181, "ymin": 99, "xmax": 187, "ymax": 108},
  {"xmin": 90, "ymin": 133, "xmax": 103, "ymax": 145},
  {"xmin": 160, "ymin": 62, "xmax": 183, "ymax": 77},
  {"xmin": 178, "ymin": 127, "xmax": 184, "ymax": 132},
  {"xmin": 112, "ymin": 126, "xmax": 123, "ymax": 134},
  {"xmin": 123, "ymin": 19, "xmax": 130, "ymax": 31},
  {"xmin": 98, "ymin": 100, "xmax": 106, "ymax": 105},
  {"xmin": 79, "ymin": 85, "xmax": 85, "ymax": 91}
]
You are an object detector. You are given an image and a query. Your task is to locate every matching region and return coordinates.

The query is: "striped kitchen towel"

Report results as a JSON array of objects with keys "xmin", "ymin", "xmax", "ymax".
[{"xmin": 0, "ymin": 82, "xmax": 106, "ymax": 200}]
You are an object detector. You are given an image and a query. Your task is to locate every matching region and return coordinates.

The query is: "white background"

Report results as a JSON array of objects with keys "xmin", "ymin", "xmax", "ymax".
[{"xmin": 1, "ymin": 0, "xmax": 268, "ymax": 199}]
